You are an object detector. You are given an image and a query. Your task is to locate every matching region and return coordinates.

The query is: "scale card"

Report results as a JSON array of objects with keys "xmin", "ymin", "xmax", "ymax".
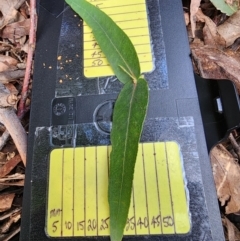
[
  {"xmin": 83, "ymin": 0, "xmax": 153, "ymax": 77},
  {"xmin": 46, "ymin": 142, "xmax": 190, "ymax": 237},
  {"xmin": 20, "ymin": 0, "xmax": 225, "ymax": 240}
]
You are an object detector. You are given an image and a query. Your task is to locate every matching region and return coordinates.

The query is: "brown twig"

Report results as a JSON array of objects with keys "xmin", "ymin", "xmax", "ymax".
[
  {"xmin": 229, "ymin": 133, "xmax": 240, "ymax": 160},
  {"xmin": 0, "ymin": 208, "xmax": 21, "ymax": 221},
  {"xmin": 0, "ymin": 70, "xmax": 25, "ymax": 84},
  {"xmin": 0, "ymin": 226, "xmax": 20, "ymax": 241},
  {"xmin": 0, "ymin": 130, "xmax": 10, "ymax": 150},
  {"xmin": 0, "ymin": 211, "xmax": 21, "ymax": 234},
  {"xmin": 17, "ymin": 0, "xmax": 37, "ymax": 117},
  {"xmin": 14, "ymin": 0, "xmax": 27, "ymax": 10},
  {"xmin": 0, "ymin": 108, "xmax": 27, "ymax": 166},
  {"xmin": 0, "ymin": 83, "xmax": 26, "ymax": 160}
]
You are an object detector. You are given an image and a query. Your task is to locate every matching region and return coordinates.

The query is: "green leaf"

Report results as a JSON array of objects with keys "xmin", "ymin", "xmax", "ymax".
[
  {"xmin": 210, "ymin": 0, "xmax": 238, "ymax": 15},
  {"xmin": 65, "ymin": 1, "xmax": 149, "ymax": 240},
  {"xmin": 109, "ymin": 78, "xmax": 149, "ymax": 241},
  {"xmin": 65, "ymin": 0, "xmax": 140, "ymax": 84}
]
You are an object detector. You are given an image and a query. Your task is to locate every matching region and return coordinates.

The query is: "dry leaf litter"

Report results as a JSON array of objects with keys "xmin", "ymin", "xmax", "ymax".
[
  {"xmin": 185, "ymin": 0, "xmax": 240, "ymax": 240},
  {"xmin": 0, "ymin": 0, "xmax": 239, "ymax": 240},
  {"xmin": 0, "ymin": 0, "xmax": 33, "ymax": 240}
]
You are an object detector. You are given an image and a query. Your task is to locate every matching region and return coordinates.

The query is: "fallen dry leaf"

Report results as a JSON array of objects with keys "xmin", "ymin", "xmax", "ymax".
[
  {"xmin": 191, "ymin": 47, "xmax": 240, "ymax": 93},
  {"xmin": 190, "ymin": 0, "xmax": 201, "ymax": 37},
  {"xmin": 222, "ymin": 216, "xmax": 240, "ymax": 241},
  {"xmin": 0, "ymin": 55, "xmax": 18, "ymax": 72},
  {"xmin": 0, "ymin": 211, "xmax": 21, "ymax": 234},
  {"xmin": 210, "ymin": 144, "xmax": 240, "ymax": 214},
  {"xmin": 196, "ymin": 9, "xmax": 225, "ymax": 47},
  {"xmin": 0, "ymin": 0, "xmax": 21, "ymax": 29},
  {"xmin": 0, "ymin": 19, "xmax": 30, "ymax": 40},
  {"xmin": 217, "ymin": 10, "xmax": 240, "ymax": 47},
  {"xmin": 0, "ymin": 69, "xmax": 25, "ymax": 83},
  {"xmin": 0, "ymin": 193, "xmax": 15, "ymax": 212}
]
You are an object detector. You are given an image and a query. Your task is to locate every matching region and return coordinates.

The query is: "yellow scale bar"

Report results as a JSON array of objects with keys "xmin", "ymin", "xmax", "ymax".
[
  {"xmin": 83, "ymin": 0, "xmax": 154, "ymax": 78},
  {"xmin": 46, "ymin": 142, "xmax": 190, "ymax": 237}
]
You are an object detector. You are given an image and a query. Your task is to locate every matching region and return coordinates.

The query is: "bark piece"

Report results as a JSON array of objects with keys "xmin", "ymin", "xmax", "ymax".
[
  {"xmin": 191, "ymin": 46, "xmax": 240, "ymax": 93},
  {"xmin": 0, "ymin": 193, "xmax": 15, "ymax": 212},
  {"xmin": 0, "ymin": 155, "xmax": 21, "ymax": 178},
  {"xmin": 217, "ymin": 10, "xmax": 240, "ymax": 47},
  {"xmin": 210, "ymin": 144, "xmax": 240, "ymax": 214},
  {"xmin": 1, "ymin": 19, "xmax": 30, "ymax": 39}
]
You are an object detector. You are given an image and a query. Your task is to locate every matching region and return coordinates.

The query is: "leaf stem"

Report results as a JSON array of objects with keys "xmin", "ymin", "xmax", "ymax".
[{"xmin": 119, "ymin": 65, "xmax": 137, "ymax": 84}]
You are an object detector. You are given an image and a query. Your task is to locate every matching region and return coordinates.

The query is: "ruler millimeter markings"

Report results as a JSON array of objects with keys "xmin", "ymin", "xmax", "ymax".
[{"xmin": 46, "ymin": 142, "xmax": 190, "ymax": 237}]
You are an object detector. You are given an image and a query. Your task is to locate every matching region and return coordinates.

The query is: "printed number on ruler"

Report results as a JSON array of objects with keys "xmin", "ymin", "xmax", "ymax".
[
  {"xmin": 46, "ymin": 142, "xmax": 190, "ymax": 237},
  {"xmin": 84, "ymin": 0, "xmax": 154, "ymax": 78}
]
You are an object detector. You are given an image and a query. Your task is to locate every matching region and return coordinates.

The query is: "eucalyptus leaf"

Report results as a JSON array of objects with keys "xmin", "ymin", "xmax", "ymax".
[
  {"xmin": 210, "ymin": 0, "xmax": 238, "ymax": 15},
  {"xmin": 65, "ymin": 0, "xmax": 140, "ymax": 84},
  {"xmin": 109, "ymin": 78, "xmax": 148, "ymax": 241},
  {"xmin": 65, "ymin": 1, "xmax": 149, "ymax": 240}
]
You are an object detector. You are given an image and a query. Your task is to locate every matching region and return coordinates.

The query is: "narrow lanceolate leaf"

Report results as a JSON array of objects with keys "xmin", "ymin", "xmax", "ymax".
[
  {"xmin": 65, "ymin": 0, "xmax": 140, "ymax": 84},
  {"xmin": 65, "ymin": 1, "xmax": 149, "ymax": 240},
  {"xmin": 210, "ymin": 0, "xmax": 238, "ymax": 15},
  {"xmin": 109, "ymin": 78, "xmax": 149, "ymax": 241}
]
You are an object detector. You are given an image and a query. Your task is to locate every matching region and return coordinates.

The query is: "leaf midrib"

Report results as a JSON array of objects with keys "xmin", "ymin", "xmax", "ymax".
[
  {"xmin": 73, "ymin": 1, "xmax": 136, "ymax": 80},
  {"xmin": 116, "ymin": 83, "xmax": 137, "ymax": 223}
]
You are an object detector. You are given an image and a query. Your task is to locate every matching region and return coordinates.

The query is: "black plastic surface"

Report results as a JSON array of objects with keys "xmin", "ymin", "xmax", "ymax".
[
  {"xmin": 195, "ymin": 75, "xmax": 240, "ymax": 151},
  {"xmin": 20, "ymin": 0, "xmax": 225, "ymax": 240},
  {"xmin": 55, "ymin": 0, "xmax": 168, "ymax": 97}
]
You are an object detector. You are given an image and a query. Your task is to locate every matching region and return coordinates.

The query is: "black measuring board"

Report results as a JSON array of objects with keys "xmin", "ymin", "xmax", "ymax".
[
  {"xmin": 195, "ymin": 75, "xmax": 240, "ymax": 151},
  {"xmin": 20, "ymin": 0, "xmax": 225, "ymax": 240}
]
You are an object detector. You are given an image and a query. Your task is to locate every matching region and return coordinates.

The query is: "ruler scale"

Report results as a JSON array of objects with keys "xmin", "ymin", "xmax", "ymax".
[
  {"xmin": 47, "ymin": 0, "xmax": 192, "ymax": 238},
  {"xmin": 46, "ymin": 142, "xmax": 190, "ymax": 237},
  {"xmin": 83, "ymin": 0, "xmax": 154, "ymax": 77}
]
